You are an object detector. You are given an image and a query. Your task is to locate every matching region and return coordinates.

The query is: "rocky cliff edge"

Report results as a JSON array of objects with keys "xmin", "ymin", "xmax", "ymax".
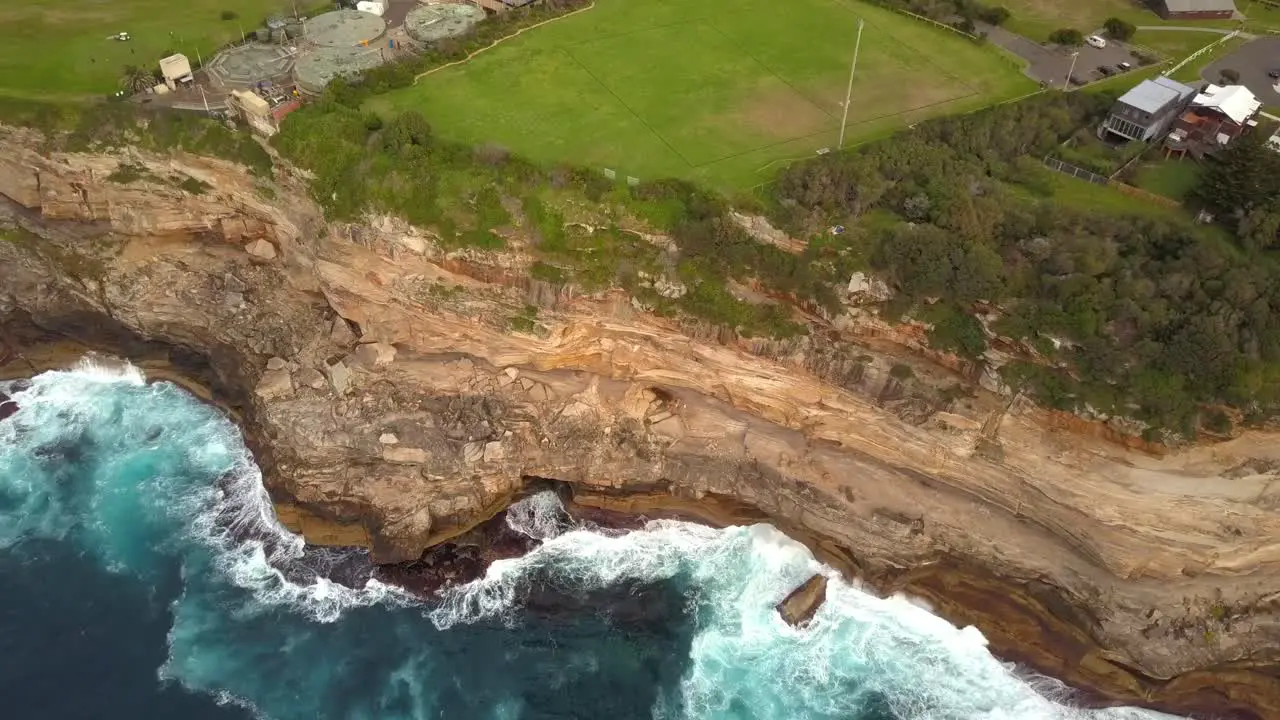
[{"xmin": 1, "ymin": 127, "xmax": 1278, "ymax": 718}]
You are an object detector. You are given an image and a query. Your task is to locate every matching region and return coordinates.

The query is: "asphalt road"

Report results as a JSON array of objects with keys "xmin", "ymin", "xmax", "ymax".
[
  {"xmin": 978, "ymin": 24, "xmax": 1149, "ymax": 88},
  {"xmin": 1201, "ymin": 36, "xmax": 1280, "ymax": 104}
]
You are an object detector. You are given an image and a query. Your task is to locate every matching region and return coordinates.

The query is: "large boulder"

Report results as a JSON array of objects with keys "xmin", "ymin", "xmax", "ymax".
[
  {"xmin": 776, "ymin": 574, "xmax": 828, "ymax": 627},
  {"xmin": 0, "ymin": 391, "xmax": 18, "ymax": 421},
  {"xmin": 254, "ymin": 369, "xmax": 294, "ymax": 400},
  {"xmin": 352, "ymin": 342, "xmax": 397, "ymax": 368}
]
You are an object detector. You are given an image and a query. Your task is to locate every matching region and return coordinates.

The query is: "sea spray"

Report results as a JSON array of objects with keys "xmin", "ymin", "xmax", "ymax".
[{"xmin": 0, "ymin": 361, "xmax": 1186, "ymax": 720}]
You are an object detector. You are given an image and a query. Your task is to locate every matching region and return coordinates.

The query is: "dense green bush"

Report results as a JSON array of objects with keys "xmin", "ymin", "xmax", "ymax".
[
  {"xmin": 1049, "ymin": 28, "xmax": 1085, "ymax": 46},
  {"xmin": 1103, "ymin": 17, "xmax": 1135, "ymax": 41},
  {"xmin": 769, "ymin": 91, "xmax": 1280, "ymax": 431}
]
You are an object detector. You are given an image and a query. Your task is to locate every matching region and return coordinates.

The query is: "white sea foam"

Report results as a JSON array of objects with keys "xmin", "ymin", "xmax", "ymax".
[
  {"xmin": 182, "ymin": 447, "xmax": 410, "ymax": 622},
  {"xmin": 3, "ymin": 360, "xmax": 406, "ymax": 621},
  {"xmin": 1, "ymin": 365, "xmax": 1189, "ymax": 719},
  {"xmin": 434, "ymin": 491, "xmax": 1182, "ymax": 720},
  {"xmin": 504, "ymin": 488, "xmax": 573, "ymax": 539}
]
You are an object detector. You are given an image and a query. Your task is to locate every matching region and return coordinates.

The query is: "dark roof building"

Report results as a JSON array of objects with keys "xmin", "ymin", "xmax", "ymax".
[
  {"xmin": 1153, "ymin": 0, "xmax": 1237, "ymax": 20},
  {"xmin": 1165, "ymin": 83, "xmax": 1262, "ymax": 158},
  {"xmin": 1099, "ymin": 76, "xmax": 1197, "ymax": 142}
]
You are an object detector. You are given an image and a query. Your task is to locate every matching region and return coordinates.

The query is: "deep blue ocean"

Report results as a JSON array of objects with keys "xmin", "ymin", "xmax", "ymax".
[{"xmin": 0, "ymin": 362, "xmax": 1182, "ymax": 720}]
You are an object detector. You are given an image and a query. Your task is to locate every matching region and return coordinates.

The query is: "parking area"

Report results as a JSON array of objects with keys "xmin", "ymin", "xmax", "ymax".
[
  {"xmin": 1201, "ymin": 37, "xmax": 1280, "ymax": 105},
  {"xmin": 1065, "ymin": 39, "xmax": 1148, "ymax": 85},
  {"xmin": 979, "ymin": 24, "xmax": 1149, "ymax": 88}
]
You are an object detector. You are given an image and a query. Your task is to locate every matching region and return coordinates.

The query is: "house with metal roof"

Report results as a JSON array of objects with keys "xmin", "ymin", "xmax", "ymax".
[
  {"xmin": 1153, "ymin": 0, "xmax": 1236, "ymax": 20},
  {"xmin": 1165, "ymin": 84, "xmax": 1262, "ymax": 158},
  {"xmin": 1099, "ymin": 77, "xmax": 1197, "ymax": 143}
]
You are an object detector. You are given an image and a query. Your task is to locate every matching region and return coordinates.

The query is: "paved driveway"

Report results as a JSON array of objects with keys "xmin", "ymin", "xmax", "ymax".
[
  {"xmin": 1201, "ymin": 37, "xmax": 1280, "ymax": 104},
  {"xmin": 978, "ymin": 24, "xmax": 1149, "ymax": 88}
]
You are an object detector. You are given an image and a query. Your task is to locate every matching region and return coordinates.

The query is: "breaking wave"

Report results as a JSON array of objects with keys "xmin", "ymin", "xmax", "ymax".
[{"xmin": 0, "ymin": 361, "xmax": 1183, "ymax": 719}]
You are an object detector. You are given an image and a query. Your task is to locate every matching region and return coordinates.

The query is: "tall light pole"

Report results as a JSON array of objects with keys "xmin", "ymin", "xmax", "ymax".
[
  {"xmin": 837, "ymin": 19, "xmax": 866, "ymax": 150},
  {"xmin": 1064, "ymin": 51, "xmax": 1079, "ymax": 89}
]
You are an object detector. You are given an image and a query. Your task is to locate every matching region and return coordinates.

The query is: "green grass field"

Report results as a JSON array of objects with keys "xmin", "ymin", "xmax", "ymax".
[
  {"xmin": 1001, "ymin": 0, "xmax": 1237, "ymax": 42},
  {"xmin": 1132, "ymin": 157, "xmax": 1203, "ymax": 200},
  {"xmin": 374, "ymin": 0, "xmax": 1033, "ymax": 191},
  {"xmin": 0, "ymin": 0, "xmax": 316, "ymax": 100}
]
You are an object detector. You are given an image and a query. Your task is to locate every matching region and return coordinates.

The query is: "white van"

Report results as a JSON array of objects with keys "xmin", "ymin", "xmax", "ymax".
[{"xmin": 1086, "ymin": 35, "xmax": 1107, "ymax": 49}]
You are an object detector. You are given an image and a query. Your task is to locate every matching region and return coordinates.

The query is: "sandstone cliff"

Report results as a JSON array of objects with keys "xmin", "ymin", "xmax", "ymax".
[{"xmin": 2, "ymin": 126, "xmax": 1279, "ymax": 718}]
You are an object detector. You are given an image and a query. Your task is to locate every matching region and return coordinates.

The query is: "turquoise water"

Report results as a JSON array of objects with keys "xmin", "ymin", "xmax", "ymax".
[{"xmin": 0, "ymin": 362, "xmax": 1182, "ymax": 720}]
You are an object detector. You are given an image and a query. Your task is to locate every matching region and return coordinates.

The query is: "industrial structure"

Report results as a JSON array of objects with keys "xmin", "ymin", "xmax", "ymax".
[
  {"xmin": 294, "ymin": 46, "xmax": 387, "ymax": 95},
  {"xmin": 228, "ymin": 89, "xmax": 279, "ymax": 136},
  {"xmin": 305, "ymin": 9, "xmax": 387, "ymax": 48},
  {"xmin": 404, "ymin": 3, "xmax": 487, "ymax": 45},
  {"xmin": 158, "ymin": 54, "xmax": 194, "ymax": 90},
  {"xmin": 206, "ymin": 44, "xmax": 297, "ymax": 89}
]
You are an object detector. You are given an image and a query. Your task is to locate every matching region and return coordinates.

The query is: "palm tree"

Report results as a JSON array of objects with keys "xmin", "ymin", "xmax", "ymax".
[{"xmin": 119, "ymin": 65, "xmax": 155, "ymax": 95}]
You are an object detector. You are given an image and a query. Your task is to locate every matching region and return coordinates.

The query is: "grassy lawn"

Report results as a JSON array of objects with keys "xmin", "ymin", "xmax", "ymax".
[
  {"xmin": 1130, "ymin": 28, "xmax": 1227, "ymax": 61},
  {"xmin": 1132, "ymin": 156, "xmax": 1203, "ymax": 200},
  {"xmin": 1001, "ymin": 0, "xmax": 1237, "ymax": 42},
  {"xmin": 1019, "ymin": 166, "xmax": 1178, "ymax": 217},
  {"xmin": 1169, "ymin": 35, "xmax": 1246, "ymax": 82},
  {"xmin": 1241, "ymin": 1, "xmax": 1280, "ymax": 32},
  {"xmin": 373, "ymin": 0, "xmax": 1033, "ymax": 192},
  {"xmin": 0, "ymin": 0, "xmax": 315, "ymax": 100}
]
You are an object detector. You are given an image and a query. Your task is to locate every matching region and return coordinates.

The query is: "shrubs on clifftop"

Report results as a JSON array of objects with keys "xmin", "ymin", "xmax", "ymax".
[{"xmin": 767, "ymin": 91, "xmax": 1280, "ymax": 433}]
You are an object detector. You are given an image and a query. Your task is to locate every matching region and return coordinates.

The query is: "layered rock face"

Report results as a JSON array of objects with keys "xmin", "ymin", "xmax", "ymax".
[{"xmin": 2, "ymin": 127, "xmax": 1280, "ymax": 718}]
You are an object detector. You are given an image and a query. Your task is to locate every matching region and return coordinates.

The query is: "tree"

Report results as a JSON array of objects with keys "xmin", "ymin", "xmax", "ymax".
[
  {"xmin": 977, "ymin": 6, "xmax": 1011, "ymax": 26},
  {"xmin": 1219, "ymin": 68, "xmax": 1241, "ymax": 84},
  {"xmin": 1102, "ymin": 17, "xmax": 1135, "ymax": 41},
  {"xmin": 1049, "ymin": 28, "xmax": 1084, "ymax": 46},
  {"xmin": 119, "ymin": 65, "xmax": 154, "ymax": 95},
  {"xmin": 1193, "ymin": 132, "xmax": 1280, "ymax": 220}
]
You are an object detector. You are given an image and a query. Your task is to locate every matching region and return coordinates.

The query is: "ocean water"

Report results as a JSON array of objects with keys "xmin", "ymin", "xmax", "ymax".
[{"xmin": 0, "ymin": 361, "xmax": 1184, "ymax": 720}]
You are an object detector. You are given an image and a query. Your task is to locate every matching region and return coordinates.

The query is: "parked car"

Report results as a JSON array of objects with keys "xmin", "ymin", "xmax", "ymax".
[
  {"xmin": 1069, "ymin": 75, "xmax": 1087, "ymax": 86},
  {"xmin": 1098, "ymin": 65, "xmax": 1115, "ymax": 76},
  {"xmin": 1118, "ymin": 61, "xmax": 1132, "ymax": 71},
  {"xmin": 1086, "ymin": 35, "xmax": 1107, "ymax": 49},
  {"xmin": 1269, "ymin": 68, "xmax": 1280, "ymax": 79}
]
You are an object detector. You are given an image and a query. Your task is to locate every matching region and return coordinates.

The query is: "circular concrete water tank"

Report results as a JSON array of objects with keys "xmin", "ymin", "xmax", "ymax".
[
  {"xmin": 206, "ymin": 43, "xmax": 297, "ymax": 88},
  {"xmin": 304, "ymin": 9, "xmax": 387, "ymax": 48},
  {"xmin": 294, "ymin": 46, "xmax": 386, "ymax": 95},
  {"xmin": 404, "ymin": 3, "xmax": 486, "ymax": 45}
]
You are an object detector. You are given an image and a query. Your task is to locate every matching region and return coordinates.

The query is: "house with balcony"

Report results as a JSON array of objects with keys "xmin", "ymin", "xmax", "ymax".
[
  {"xmin": 1099, "ymin": 77, "xmax": 1197, "ymax": 143},
  {"xmin": 1164, "ymin": 83, "xmax": 1261, "ymax": 158}
]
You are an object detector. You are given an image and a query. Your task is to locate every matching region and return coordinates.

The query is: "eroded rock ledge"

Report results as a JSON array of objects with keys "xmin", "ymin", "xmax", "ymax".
[{"xmin": 2, "ymin": 128, "xmax": 1279, "ymax": 719}]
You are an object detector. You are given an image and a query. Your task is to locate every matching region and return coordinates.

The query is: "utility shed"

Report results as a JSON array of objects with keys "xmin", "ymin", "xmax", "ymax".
[
  {"xmin": 159, "ymin": 53, "xmax": 193, "ymax": 89},
  {"xmin": 1154, "ymin": 0, "xmax": 1237, "ymax": 20},
  {"xmin": 229, "ymin": 89, "xmax": 278, "ymax": 137}
]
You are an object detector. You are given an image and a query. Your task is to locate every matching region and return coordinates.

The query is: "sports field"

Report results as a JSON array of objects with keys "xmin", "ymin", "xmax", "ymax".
[
  {"xmin": 374, "ymin": 0, "xmax": 1034, "ymax": 190},
  {"xmin": 0, "ymin": 0, "xmax": 314, "ymax": 100}
]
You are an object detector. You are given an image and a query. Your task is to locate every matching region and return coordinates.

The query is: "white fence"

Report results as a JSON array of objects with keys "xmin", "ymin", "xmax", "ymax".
[{"xmin": 1164, "ymin": 30, "xmax": 1240, "ymax": 78}]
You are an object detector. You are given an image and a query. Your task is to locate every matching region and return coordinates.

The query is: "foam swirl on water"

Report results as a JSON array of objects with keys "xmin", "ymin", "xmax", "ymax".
[{"xmin": 0, "ymin": 361, "xmax": 1185, "ymax": 719}]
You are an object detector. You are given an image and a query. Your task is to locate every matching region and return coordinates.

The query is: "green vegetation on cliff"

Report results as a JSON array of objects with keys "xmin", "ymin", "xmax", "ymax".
[
  {"xmin": 0, "ymin": 97, "xmax": 271, "ymax": 174},
  {"xmin": 6, "ymin": 0, "xmax": 1278, "ymax": 437},
  {"xmin": 772, "ymin": 95, "xmax": 1280, "ymax": 434}
]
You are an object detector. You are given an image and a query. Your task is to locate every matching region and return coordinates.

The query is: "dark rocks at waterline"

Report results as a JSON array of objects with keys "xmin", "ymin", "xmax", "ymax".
[
  {"xmin": 777, "ymin": 573, "xmax": 828, "ymax": 627},
  {"xmin": 376, "ymin": 510, "xmax": 538, "ymax": 597},
  {"xmin": 0, "ymin": 391, "xmax": 17, "ymax": 421}
]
